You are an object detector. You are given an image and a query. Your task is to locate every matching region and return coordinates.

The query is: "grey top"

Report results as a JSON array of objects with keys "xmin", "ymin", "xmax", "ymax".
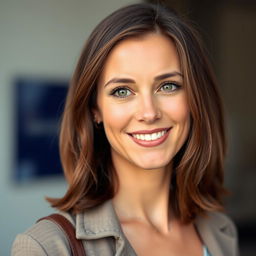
[{"xmin": 11, "ymin": 200, "xmax": 239, "ymax": 256}]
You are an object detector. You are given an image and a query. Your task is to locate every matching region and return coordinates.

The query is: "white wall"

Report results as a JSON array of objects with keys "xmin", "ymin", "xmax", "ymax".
[{"xmin": 0, "ymin": 0, "xmax": 139, "ymax": 254}]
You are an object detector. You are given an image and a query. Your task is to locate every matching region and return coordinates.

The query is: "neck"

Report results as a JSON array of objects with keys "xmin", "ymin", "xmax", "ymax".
[{"xmin": 112, "ymin": 154, "xmax": 173, "ymax": 233}]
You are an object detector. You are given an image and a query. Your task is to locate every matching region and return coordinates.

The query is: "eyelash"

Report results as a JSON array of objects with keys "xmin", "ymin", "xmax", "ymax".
[
  {"xmin": 109, "ymin": 81, "xmax": 181, "ymax": 98},
  {"xmin": 159, "ymin": 81, "xmax": 181, "ymax": 93},
  {"xmin": 109, "ymin": 86, "xmax": 132, "ymax": 98}
]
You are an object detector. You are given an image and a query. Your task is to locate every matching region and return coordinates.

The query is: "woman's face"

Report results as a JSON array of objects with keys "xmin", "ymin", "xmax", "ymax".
[{"xmin": 95, "ymin": 33, "xmax": 190, "ymax": 170}]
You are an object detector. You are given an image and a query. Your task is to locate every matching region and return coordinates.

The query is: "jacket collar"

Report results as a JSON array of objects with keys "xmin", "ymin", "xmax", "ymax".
[
  {"xmin": 75, "ymin": 200, "xmax": 136, "ymax": 256},
  {"xmin": 75, "ymin": 200, "xmax": 237, "ymax": 256},
  {"xmin": 195, "ymin": 212, "xmax": 238, "ymax": 256}
]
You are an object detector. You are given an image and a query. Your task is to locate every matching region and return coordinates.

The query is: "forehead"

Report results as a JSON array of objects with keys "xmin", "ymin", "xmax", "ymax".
[{"xmin": 100, "ymin": 33, "xmax": 181, "ymax": 81}]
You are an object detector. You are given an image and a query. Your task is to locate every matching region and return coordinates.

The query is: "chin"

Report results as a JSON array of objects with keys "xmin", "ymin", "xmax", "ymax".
[{"xmin": 135, "ymin": 159, "xmax": 171, "ymax": 171}]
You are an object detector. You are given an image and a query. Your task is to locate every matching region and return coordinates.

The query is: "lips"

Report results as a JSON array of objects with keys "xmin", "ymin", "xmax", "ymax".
[
  {"xmin": 129, "ymin": 127, "xmax": 170, "ymax": 135},
  {"xmin": 127, "ymin": 127, "xmax": 172, "ymax": 147}
]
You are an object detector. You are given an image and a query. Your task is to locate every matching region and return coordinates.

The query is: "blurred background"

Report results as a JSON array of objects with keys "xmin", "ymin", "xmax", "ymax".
[{"xmin": 0, "ymin": 0, "xmax": 255, "ymax": 255}]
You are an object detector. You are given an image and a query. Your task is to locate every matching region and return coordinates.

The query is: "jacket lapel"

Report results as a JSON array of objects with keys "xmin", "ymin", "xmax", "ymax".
[
  {"xmin": 75, "ymin": 200, "xmax": 137, "ymax": 256},
  {"xmin": 195, "ymin": 212, "xmax": 238, "ymax": 256}
]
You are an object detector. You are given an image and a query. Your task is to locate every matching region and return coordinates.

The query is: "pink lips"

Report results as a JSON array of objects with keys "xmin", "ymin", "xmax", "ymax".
[{"xmin": 128, "ymin": 127, "xmax": 171, "ymax": 147}]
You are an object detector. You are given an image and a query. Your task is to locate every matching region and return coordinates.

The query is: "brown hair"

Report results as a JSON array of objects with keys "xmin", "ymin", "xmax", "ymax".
[{"xmin": 47, "ymin": 3, "xmax": 227, "ymax": 223}]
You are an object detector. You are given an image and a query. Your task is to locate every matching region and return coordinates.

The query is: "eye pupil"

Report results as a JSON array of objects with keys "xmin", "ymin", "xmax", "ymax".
[
  {"xmin": 162, "ymin": 83, "xmax": 174, "ymax": 91},
  {"xmin": 113, "ymin": 88, "xmax": 131, "ymax": 98},
  {"xmin": 119, "ymin": 90, "xmax": 126, "ymax": 95}
]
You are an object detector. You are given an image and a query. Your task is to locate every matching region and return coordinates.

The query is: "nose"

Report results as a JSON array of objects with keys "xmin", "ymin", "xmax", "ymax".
[{"xmin": 135, "ymin": 94, "xmax": 161, "ymax": 123}]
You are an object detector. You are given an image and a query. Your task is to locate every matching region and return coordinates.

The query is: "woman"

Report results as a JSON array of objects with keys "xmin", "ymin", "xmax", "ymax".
[{"xmin": 12, "ymin": 3, "xmax": 239, "ymax": 256}]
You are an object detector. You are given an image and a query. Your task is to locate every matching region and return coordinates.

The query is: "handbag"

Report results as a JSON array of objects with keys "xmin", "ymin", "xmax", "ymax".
[{"xmin": 37, "ymin": 214, "xmax": 86, "ymax": 256}]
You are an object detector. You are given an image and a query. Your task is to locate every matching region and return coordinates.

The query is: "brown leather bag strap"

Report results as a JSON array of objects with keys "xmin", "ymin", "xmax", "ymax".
[{"xmin": 37, "ymin": 214, "xmax": 86, "ymax": 256}]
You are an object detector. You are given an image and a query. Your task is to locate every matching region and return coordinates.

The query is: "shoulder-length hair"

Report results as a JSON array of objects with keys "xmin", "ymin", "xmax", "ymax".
[{"xmin": 47, "ymin": 3, "xmax": 227, "ymax": 223}]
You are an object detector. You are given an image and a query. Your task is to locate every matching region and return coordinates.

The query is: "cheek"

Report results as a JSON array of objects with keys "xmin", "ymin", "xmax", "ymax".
[
  {"xmin": 101, "ymin": 101, "xmax": 134, "ymax": 130},
  {"xmin": 163, "ymin": 95, "xmax": 190, "ymax": 123}
]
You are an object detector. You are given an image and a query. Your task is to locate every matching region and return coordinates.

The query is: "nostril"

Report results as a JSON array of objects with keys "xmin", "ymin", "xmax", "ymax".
[{"xmin": 135, "ymin": 109, "xmax": 161, "ymax": 122}]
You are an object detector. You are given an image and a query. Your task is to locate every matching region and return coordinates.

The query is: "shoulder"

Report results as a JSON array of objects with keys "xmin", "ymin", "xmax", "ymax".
[
  {"xmin": 206, "ymin": 211, "xmax": 238, "ymax": 238},
  {"xmin": 11, "ymin": 212, "xmax": 74, "ymax": 256},
  {"xmin": 195, "ymin": 211, "xmax": 239, "ymax": 256}
]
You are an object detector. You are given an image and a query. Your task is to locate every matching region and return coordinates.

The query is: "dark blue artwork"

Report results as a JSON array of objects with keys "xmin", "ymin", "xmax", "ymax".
[{"xmin": 14, "ymin": 77, "xmax": 68, "ymax": 182}]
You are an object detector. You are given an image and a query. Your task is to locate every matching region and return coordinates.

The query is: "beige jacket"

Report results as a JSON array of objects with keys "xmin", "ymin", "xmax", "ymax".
[{"xmin": 11, "ymin": 200, "xmax": 239, "ymax": 256}]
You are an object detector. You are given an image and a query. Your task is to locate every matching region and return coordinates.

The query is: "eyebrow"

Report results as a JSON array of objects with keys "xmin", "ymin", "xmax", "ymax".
[{"xmin": 103, "ymin": 71, "xmax": 183, "ymax": 88}]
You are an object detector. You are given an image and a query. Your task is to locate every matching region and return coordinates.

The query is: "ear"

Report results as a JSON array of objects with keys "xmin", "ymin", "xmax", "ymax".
[{"xmin": 92, "ymin": 107, "xmax": 102, "ymax": 124}]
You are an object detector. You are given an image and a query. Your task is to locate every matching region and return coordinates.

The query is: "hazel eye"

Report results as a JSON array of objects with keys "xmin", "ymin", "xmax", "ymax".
[
  {"xmin": 159, "ymin": 82, "xmax": 181, "ymax": 93},
  {"xmin": 111, "ymin": 87, "xmax": 132, "ymax": 98}
]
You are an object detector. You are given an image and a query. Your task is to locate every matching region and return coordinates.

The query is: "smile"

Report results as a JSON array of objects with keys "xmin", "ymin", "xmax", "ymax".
[
  {"xmin": 132, "ymin": 130, "xmax": 167, "ymax": 141},
  {"xmin": 128, "ymin": 127, "xmax": 171, "ymax": 147}
]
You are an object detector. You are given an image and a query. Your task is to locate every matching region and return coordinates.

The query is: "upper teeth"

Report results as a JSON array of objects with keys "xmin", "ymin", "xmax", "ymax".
[{"xmin": 132, "ymin": 131, "xmax": 166, "ymax": 141}]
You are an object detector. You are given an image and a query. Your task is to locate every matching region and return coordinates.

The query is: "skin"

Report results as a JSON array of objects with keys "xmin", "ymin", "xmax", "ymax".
[{"xmin": 94, "ymin": 33, "xmax": 202, "ymax": 255}]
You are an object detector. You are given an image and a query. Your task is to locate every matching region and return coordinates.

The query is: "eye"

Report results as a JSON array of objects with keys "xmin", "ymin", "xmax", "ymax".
[
  {"xmin": 159, "ymin": 82, "xmax": 181, "ymax": 93},
  {"xmin": 110, "ymin": 87, "xmax": 132, "ymax": 98}
]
